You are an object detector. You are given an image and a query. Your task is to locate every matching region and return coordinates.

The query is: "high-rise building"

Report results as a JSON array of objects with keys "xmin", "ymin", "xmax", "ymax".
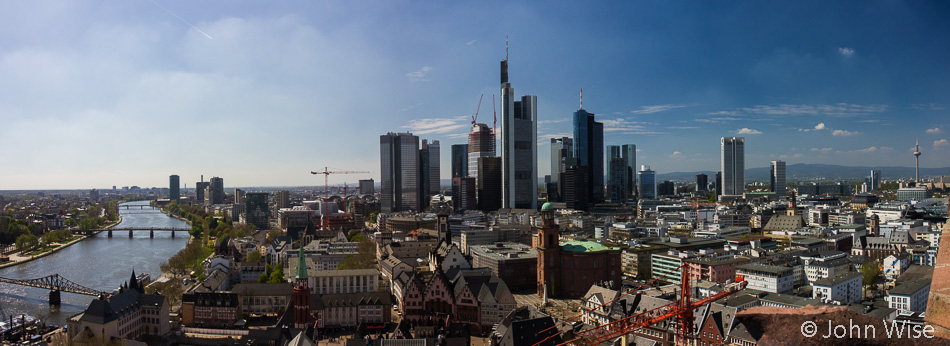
[
  {"xmin": 452, "ymin": 177, "xmax": 477, "ymax": 212},
  {"xmin": 245, "ymin": 192, "xmax": 270, "ymax": 230},
  {"xmin": 420, "ymin": 139, "xmax": 441, "ymax": 204},
  {"xmin": 358, "ymin": 179, "xmax": 375, "ymax": 195},
  {"xmin": 500, "ymin": 52, "xmax": 538, "ymax": 210},
  {"xmin": 234, "ymin": 189, "xmax": 245, "ymax": 205},
  {"xmin": 451, "ymin": 144, "xmax": 468, "ymax": 179},
  {"xmin": 696, "ymin": 173, "xmax": 708, "ymax": 193},
  {"xmin": 210, "ymin": 177, "xmax": 224, "ymax": 204},
  {"xmin": 721, "ymin": 137, "xmax": 745, "ymax": 195},
  {"xmin": 477, "ymin": 157, "xmax": 502, "ymax": 212},
  {"xmin": 468, "ymin": 123, "xmax": 495, "ymax": 179},
  {"xmin": 715, "ymin": 171, "xmax": 722, "ymax": 198},
  {"xmin": 638, "ymin": 165, "xmax": 657, "ymax": 200},
  {"xmin": 169, "ymin": 175, "xmax": 180, "ymax": 201},
  {"xmin": 914, "ymin": 140, "xmax": 922, "ymax": 183},
  {"xmin": 621, "ymin": 144, "xmax": 637, "ymax": 200},
  {"xmin": 195, "ymin": 181, "xmax": 210, "ymax": 204},
  {"xmin": 770, "ymin": 160, "xmax": 786, "ymax": 198},
  {"xmin": 573, "ymin": 108, "xmax": 604, "ymax": 204},
  {"xmin": 869, "ymin": 170, "xmax": 882, "ymax": 191},
  {"xmin": 380, "ymin": 132, "xmax": 421, "ymax": 213},
  {"xmin": 606, "ymin": 146, "xmax": 626, "ymax": 203},
  {"xmin": 565, "ymin": 165, "xmax": 589, "ymax": 211},
  {"xmin": 277, "ymin": 190, "xmax": 290, "ymax": 209},
  {"xmin": 550, "ymin": 137, "xmax": 573, "ymax": 202}
]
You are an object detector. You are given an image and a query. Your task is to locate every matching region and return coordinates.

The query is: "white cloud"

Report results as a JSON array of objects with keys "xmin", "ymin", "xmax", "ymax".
[
  {"xmin": 935, "ymin": 139, "xmax": 950, "ymax": 149},
  {"xmin": 832, "ymin": 129, "xmax": 859, "ymax": 136},
  {"xmin": 811, "ymin": 147, "xmax": 833, "ymax": 152},
  {"xmin": 465, "ymin": 40, "xmax": 477, "ymax": 45},
  {"xmin": 697, "ymin": 117, "xmax": 741, "ymax": 123},
  {"xmin": 669, "ymin": 151, "xmax": 682, "ymax": 157},
  {"xmin": 538, "ymin": 118, "xmax": 569, "ymax": 125},
  {"xmin": 841, "ymin": 146, "xmax": 893, "ymax": 154},
  {"xmin": 403, "ymin": 115, "xmax": 468, "ymax": 135},
  {"xmin": 927, "ymin": 127, "xmax": 941, "ymax": 134},
  {"xmin": 406, "ymin": 66, "xmax": 432, "ymax": 82},
  {"xmin": 838, "ymin": 47, "xmax": 855, "ymax": 57},
  {"xmin": 599, "ymin": 118, "xmax": 665, "ymax": 135},
  {"xmin": 799, "ymin": 122, "xmax": 827, "ymax": 132},
  {"xmin": 737, "ymin": 128, "xmax": 762, "ymax": 135},
  {"xmin": 630, "ymin": 104, "xmax": 687, "ymax": 114},
  {"xmin": 739, "ymin": 103, "xmax": 887, "ymax": 117}
]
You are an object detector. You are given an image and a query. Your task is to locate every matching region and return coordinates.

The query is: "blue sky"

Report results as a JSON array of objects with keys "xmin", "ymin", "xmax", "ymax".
[{"xmin": 1, "ymin": 1, "xmax": 949, "ymax": 189}]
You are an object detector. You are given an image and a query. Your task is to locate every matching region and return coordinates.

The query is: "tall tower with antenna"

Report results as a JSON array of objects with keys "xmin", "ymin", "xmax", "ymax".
[{"xmin": 914, "ymin": 139, "xmax": 922, "ymax": 183}]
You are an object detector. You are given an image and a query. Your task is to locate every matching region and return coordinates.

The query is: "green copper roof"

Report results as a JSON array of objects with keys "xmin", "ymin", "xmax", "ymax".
[
  {"xmin": 541, "ymin": 202, "xmax": 554, "ymax": 210},
  {"xmin": 559, "ymin": 240, "xmax": 618, "ymax": 253},
  {"xmin": 295, "ymin": 245, "xmax": 308, "ymax": 279}
]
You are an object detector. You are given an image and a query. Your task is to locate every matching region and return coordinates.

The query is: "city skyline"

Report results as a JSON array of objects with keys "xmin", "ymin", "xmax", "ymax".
[{"xmin": 2, "ymin": 1, "xmax": 950, "ymax": 189}]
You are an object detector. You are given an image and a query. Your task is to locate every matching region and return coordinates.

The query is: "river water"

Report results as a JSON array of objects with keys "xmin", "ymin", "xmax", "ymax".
[{"xmin": 0, "ymin": 201, "xmax": 189, "ymax": 326}]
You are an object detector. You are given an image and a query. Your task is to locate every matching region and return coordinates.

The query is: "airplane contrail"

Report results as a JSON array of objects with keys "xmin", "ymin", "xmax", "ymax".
[{"xmin": 148, "ymin": 0, "xmax": 213, "ymax": 40}]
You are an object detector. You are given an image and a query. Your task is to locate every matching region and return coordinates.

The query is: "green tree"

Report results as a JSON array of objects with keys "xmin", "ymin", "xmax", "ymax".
[
  {"xmin": 15, "ymin": 233, "xmax": 38, "ymax": 252},
  {"xmin": 267, "ymin": 264, "xmax": 285, "ymax": 283},
  {"xmin": 246, "ymin": 251, "xmax": 262, "ymax": 263},
  {"xmin": 861, "ymin": 260, "xmax": 881, "ymax": 297},
  {"xmin": 337, "ymin": 238, "xmax": 377, "ymax": 270}
]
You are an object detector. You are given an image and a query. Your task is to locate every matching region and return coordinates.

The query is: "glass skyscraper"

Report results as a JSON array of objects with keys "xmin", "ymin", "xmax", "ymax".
[
  {"xmin": 500, "ymin": 54, "xmax": 537, "ymax": 210},
  {"xmin": 638, "ymin": 165, "xmax": 656, "ymax": 200},
  {"xmin": 573, "ymin": 108, "xmax": 604, "ymax": 204},
  {"xmin": 380, "ymin": 132, "xmax": 420, "ymax": 213},
  {"xmin": 770, "ymin": 160, "xmax": 786, "ymax": 198},
  {"xmin": 721, "ymin": 137, "xmax": 745, "ymax": 196}
]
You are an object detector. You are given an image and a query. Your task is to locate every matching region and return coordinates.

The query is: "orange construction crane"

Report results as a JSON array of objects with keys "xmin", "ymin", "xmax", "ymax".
[
  {"xmin": 310, "ymin": 167, "xmax": 368, "ymax": 229},
  {"xmin": 534, "ymin": 263, "xmax": 747, "ymax": 346}
]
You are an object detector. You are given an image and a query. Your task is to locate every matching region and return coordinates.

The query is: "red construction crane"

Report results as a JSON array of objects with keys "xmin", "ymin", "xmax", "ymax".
[
  {"xmin": 534, "ymin": 263, "xmax": 747, "ymax": 346},
  {"xmin": 471, "ymin": 94, "xmax": 484, "ymax": 125},
  {"xmin": 310, "ymin": 167, "xmax": 368, "ymax": 229}
]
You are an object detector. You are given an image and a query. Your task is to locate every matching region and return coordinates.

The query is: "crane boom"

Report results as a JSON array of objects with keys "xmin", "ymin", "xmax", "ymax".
[{"xmin": 310, "ymin": 167, "xmax": 369, "ymax": 229}]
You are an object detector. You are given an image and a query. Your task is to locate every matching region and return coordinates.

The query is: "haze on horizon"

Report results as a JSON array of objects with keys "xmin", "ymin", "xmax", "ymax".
[{"xmin": 1, "ymin": 1, "xmax": 948, "ymax": 190}]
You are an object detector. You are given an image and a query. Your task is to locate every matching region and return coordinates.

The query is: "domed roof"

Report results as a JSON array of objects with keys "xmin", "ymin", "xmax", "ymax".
[{"xmin": 541, "ymin": 202, "xmax": 554, "ymax": 210}]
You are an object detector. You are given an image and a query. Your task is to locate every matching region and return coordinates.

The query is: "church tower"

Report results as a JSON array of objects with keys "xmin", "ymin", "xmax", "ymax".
[
  {"xmin": 535, "ymin": 202, "xmax": 560, "ymax": 297},
  {"xmin": 293, "ymin": 245, "xmax": 311, "ymax": 329},
  {"xmin": 437, "ymin": 204, "xmax": 451, "ymax": 245}
]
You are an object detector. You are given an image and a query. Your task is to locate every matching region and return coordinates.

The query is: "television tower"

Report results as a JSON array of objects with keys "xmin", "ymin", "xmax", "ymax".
[{"xmin": 914, "ymin": 140, "xmax": 922, "ymax": 182}]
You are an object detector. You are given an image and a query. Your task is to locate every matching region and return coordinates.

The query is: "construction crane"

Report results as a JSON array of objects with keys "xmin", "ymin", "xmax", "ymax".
[
  {"xmin": 471, "ymin": 94, "xmax": 484, "ymax": 125},
  {"xmin": 310, "ymin": 167, "xmax": 368, "ymax": 229},
  {"xmin": 534, "ymin": 263, "xmax": 747, "ymax": 346}
]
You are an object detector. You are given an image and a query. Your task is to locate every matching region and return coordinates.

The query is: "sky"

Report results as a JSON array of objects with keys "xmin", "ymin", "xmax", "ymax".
[{"xmin": 1, "ymin": 1, "xmax": 949, "ymax": 190}]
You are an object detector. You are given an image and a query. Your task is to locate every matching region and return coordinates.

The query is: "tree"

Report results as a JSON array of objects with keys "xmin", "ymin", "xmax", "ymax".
[
  {"xmin": 861, "ymin": 260, "xmax": 881, "ymax": 297},
  {"xmin": 337, "ymin": 238, "xmax": 377, "ymax": 270},
  {"xmin": 15, "ymin": 233, "xmax": 38, "ymax": 252},
  {"xmin": 246, "ymin": 251, "xmax": 262, "ymax": 263},
  {"xmin": 267, "ymin": 264, "xmax": 285, "ymax": 283}
]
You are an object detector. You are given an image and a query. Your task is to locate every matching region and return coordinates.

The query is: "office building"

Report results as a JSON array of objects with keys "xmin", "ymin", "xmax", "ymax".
[
  {"xmin": 565, "ymin": 165, "xmax": 588, "ymax": 211},
  {"xmin": 195, "ymin": 181, "xmax": 210, "ymax": 204},
  {"xmin": 358, "ymin": 179, "xmax": 374, "ymax": 195},
  {"xmin": 770, "ymin": 160, "xmax": 786, "ymax": 198},
  {"xmin": 638, "ymin": 165, "xmax": 657, "ymax": 200},
  {"xmin": 169, "ymin": 175, "xmax": 180, "ymax": 201},
  {"xmin": 606, "ymin": 146, "xmax": 627, "ymax": 203},
  {"xmin": 477, "ymin": 157, "xmax": 502, "ymax": 212},
  {"xmin": 234, "ymin": 189, "xmax": 245, "ymax": 205},
  {"xmin": 500, "ymin": 53, "xmax": 537, "ymax": 210},
  {"xmin": 210, "ymin": 177, "xmax": 225, "ymax": 204},
  {"xmin": 573, "ymin": 107, "xmax": 604, "ymax": 204},
  {"xmin": 550, "ymin": 137, "xmax": 573, "ymax": 202},
  {"xmin": 420, "ymin": 139, "xmax": 440, "ymax": 202},
  {"xmin": 277, "ymin": 190, "xmax": 290, "ymax": 208},
  {"xmin": 721, "ymin": 137, "xmax": 745, "ymax": 195},
  {"xmin": 869, "ymin": 170, "xmax": 882, "ymax": 191},
  {"xmin": 380, "ymin": 132, "xmax": 421, "ymax": 213},
  {"xmin": 714, "ymin": 172, "xmax": 722, "ymax": 198},
  {"xmin": 696, "ymin": 173, "xmax": 708, "ymax": 193},
  {"xmin": 621, "ymin": 144, "xmax": 637, "ymax": 199},
  {"xmin": 245, "ymin": 192, "xmax": 270, "ymax": 230},
  {"xmin": 453, "ymin": 177, "xmax": 477, "ymax": 212},
  {"xmin": 451, "ymin": 144, "xmax": 468, "ymax": 179},
  {"xmin": 468, "ymin": 123, "xmax": 495, "ymax": 179}
]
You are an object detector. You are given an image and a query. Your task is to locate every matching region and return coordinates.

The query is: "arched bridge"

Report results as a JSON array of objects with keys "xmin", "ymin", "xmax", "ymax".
[
  {"xmin": 0, "ymin": 274, "xmax": 110, "ymax": 305},
  {"xmin": 93, "ymin": 227, "xmax": 191, "ymax": 238}
]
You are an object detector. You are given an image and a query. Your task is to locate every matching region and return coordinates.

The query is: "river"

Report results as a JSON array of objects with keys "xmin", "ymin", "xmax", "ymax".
[{"xmin": 0, "ymin": 200, "xmax": 189, "ymax": 326}]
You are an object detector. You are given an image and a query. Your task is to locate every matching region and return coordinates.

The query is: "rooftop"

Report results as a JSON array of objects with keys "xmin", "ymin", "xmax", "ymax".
[
  {"xmin": 469, "ymin": 242, "xmax": 537, "ymax": 260},
  {"xmin": 889, "ymin": 278, "xmax": 932, "ymax": 296},
  {"xmin": 559, "ymin": 240, "xmax": 619, "ymax": 253}
]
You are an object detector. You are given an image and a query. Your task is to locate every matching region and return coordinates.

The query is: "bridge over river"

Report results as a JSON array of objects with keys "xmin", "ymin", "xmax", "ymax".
[{"xmin": 0, "ymin": 274, "xmax": 110, "ymax": 306}]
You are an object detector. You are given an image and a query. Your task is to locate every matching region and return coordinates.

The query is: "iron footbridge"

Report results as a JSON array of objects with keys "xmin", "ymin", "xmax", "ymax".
[{"xmin": 0, "ymin": 274, "xmax": 110, "ymax": 305}]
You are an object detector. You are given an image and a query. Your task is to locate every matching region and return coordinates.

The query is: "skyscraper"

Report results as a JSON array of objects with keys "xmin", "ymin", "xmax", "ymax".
[
  {"xmin": 500, "ymin": 49, "xmax": 538, "ymax": 210},
  {"xmin": 770, "ymin": 160, "xmax": 786, "ymax": 198},
  {"xmin": 210, "ymin": 177, "xmax": 224, "ymax": 204},
  {"xmin": 696, "ymin": 173, "xmax": 708, "ymax": 193},
  {"xmin": 169, "ymin": 175, "xmax": 180, "ymax": 201},
  {"xmin": 245, "ymin": 192, "xmax": 270, "ymax": 230},
  {"xmin": 869, "ymin": 170, "xmax": 881, "ymax": 191},
  {"xmin": 720, "ymin": 137, "xmax": 745, "ymax": 195},
  {"xmin": 622, "ymin": 144, "xmax": 637, "ymax": 200},
  {"xmin": 451, "ymin": 144, "xmax": 468, "ymax": 179},
  {"xmin": 606, "ymin": 146, "xmax": 626, "ymax": 203},
  {"xmin": 573, "ymin": 107, "xmax": 604, "ymax": 204},
  {"xmin": 477, "ymin": 157, "xmax": 502, "ymax": 212},
  {"xmin": 914, "ymin": 140, "xmax": 922, "ymax": 183},
  {"xmin": 195, "ymin": 180, "xmax": 210, "ymax": 204},
  {"xmin": 420, "ymin": 139, "xmax": 441, "ymax": 203},
  {"xmin": 638, "ymin": 165, "xmax": 656, "ymax": 200},
  {"xmin": 358, "ymin": 179, "xmax": 375, "ymax": 195},
  {"xmin": 550, "ymin": 137, "xmax": 573, "ymax": 201},
  {"xmin": 380, "ymin": 132, "xmax": 421, "ymax": 213},
  {"xmin": 468, "ymin": 123, "xmax": 494, "ymax": 179}
]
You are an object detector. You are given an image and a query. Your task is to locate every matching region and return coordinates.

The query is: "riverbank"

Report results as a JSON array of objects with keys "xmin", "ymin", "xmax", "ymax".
[{"xmin": 0, "ymin": 216, "xmax": 123, "ymax": 270}]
